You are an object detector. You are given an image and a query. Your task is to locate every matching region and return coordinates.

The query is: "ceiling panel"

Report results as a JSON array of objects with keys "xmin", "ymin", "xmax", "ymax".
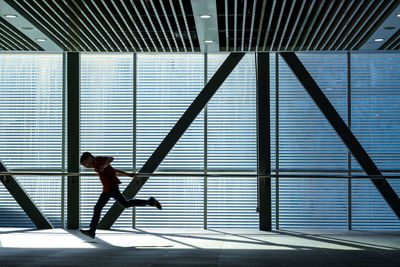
[{"xmin": 0, "ymin": 0, "xmax": 398, "ymax": 52}]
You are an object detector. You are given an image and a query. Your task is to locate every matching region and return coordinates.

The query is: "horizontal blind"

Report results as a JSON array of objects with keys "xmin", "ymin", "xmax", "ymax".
[
  {"xmin": 351, "ymin": 53, "xmax": 400, "ymax": 229},
  {"xmin": 0, "ymin": 54, "xmax": 63, "ymax": 227},
  {"xmin": 135, "ymin": 54, "xmax": 204, "ymax": 227},
  {"xmin": 80, "ymin": 54, "xmax": 134, "ymax": 228},
  {"xmin": 278, "ymin": 53, "xmax": 348, "ymax": 229},
  {"xmin": 207, "ymin": 54, "xmax": 258, "ymax": 228}
]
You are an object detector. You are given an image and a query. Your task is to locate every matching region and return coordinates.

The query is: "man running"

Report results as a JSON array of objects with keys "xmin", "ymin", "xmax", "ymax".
[{"xmin": 79, "ymin": 152, "xmax": 161, "ymax": 238}]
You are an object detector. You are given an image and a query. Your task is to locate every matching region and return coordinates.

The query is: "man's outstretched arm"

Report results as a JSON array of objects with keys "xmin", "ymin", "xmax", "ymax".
[{"xmin": 115, "ymin": 169, "xmax": 136, "ymax": 178}]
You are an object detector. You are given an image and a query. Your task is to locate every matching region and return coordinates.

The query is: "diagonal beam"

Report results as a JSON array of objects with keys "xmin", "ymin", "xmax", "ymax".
[
  {"xmin": 0, "ymin": 161, "xmax": 53, "ymax": 229},
  {"xmin": 98, "ymin": 53, "xmax": 245, "ymax": 229},
  {"xmin": 280, "ymin": 52, "xmax": 400, "ymax": 219}
]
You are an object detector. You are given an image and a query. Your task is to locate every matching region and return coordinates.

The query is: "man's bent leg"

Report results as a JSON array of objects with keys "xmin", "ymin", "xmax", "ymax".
[
  {"xmin": 89, "ymin": 192, "xmax": 110, "ymax": 233},
  {"xmin": 108, "ymin": 187, "xmax": 148, "ymax": 208}
]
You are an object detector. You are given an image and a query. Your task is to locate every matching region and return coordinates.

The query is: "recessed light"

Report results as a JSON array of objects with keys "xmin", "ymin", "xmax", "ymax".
[
  {"xmin": 200, "ymin": 15, "xmax": 212, "ymax": 19},
  {"xmin": 35, "ymin": 38, "xmax": 47, "ymax": 42},
  {"xmin": 397, "ymin": 13, "xmax": 400, "ymax": 17},
  {"xmin": 4, "ymin": 14, "xmax": 17, "ymax": 18},
  {"xmin": 374, "ymin": 38, "xmax": 384, "ymax": 42},
  {"xmin": 21, "ymin": 27, "xmax": 34, "ymax": 31},
  {"xmin": 204, "ymin": 40, "xmax": 214, "ymax": 43},
  {"xmin": 384, "ymin": 26, "xmax": 396, "ymax": 30}
]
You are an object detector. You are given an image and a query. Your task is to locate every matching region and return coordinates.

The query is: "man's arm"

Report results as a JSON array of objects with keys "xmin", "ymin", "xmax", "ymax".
[
  {"xmin": 97, "ymin": 157, "xmax": 114, "ymax": 171},
  {"xmin": 115, "ymin": 169, "xmax": 136, "ymax": 177}
]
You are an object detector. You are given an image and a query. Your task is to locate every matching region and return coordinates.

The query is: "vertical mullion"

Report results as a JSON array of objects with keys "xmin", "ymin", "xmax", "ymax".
[
  {"xmin": 61, "ymin": 52, "xmax": 66, "ymax": 229},
  {"xmin": 204, "ymin": 53, "xmax": 208, "ymax": 229},
  {"xmin": 132, "ymin": 52, "xmax": 137, "ymax": 229},
  {"xmin": 67, "ymin": 52, "xmax": 80, "ymax": 229},
  {"xmin": 347, "ymin": 51, "xmax": 352, "ymax": 230},
  {"xmin": 275, "ymin": 53, "xmax": 279, "ymax": 230},
  {"xmin": 257, "ymin": 52, "xmax": 271, "ymax": 231}
]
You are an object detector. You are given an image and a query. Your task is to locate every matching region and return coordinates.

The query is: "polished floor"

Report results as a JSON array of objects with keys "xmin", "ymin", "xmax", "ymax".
[{"xmin": 0, "ymin": 228, "xmax": 399, "ymax": 266}]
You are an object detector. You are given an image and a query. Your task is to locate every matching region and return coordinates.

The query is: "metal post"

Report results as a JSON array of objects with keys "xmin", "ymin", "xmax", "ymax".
[
  {"xmin": 275, "ymin": 53, "xmax": 280, "ymax": 230},
  {"xmin": 132, "ymin": 52, "xmax": 137, "ymax": 229},
  {"xmin": 204, "ymin": 52, "xmax": 208, "ymax": 229},
  {"xmin": 280, "ymin": 52, "xmax": 400, "ymax": 219},
  {"xmin": 257, "ymin": 52, "xmax": 271, "ymax": 231},
  {"xmin": 61, "ymin": 52, "xmax": 67, "ymax": 229},
  {"xmin": 98, "ymin": 53, "xmax": 245, "ymax": 229},
  {"xmin": 67, "ymin": 52, "xmax": 80, "ymax": 229},
  {"xmin": 347, "ymin": 51, "xmax": 352, "ymax": 230}
]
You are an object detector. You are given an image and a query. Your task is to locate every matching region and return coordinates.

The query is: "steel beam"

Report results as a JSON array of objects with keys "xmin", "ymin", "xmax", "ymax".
[
  {"xmin": 67, "ymin": 52, "xmax": 80, "ymax": 229},
  {"xmin": 280, "ymin": 52, "xmax": 400, "ymax": 219},
  {"xmin": 256, "ymin": 52, "xmax": 271, "ymax": 230},
  {"xmin": 0, "ymin": 161, "xmax": 53, "ymax": 228},
  {"xmin": 98, "ymin": 53, "xmax": 245, "ymax": 229}
]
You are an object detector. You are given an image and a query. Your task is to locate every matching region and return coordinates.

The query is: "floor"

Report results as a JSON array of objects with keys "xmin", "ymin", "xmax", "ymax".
[{"xmin": 0, "ymin": 228, "xmax": 399, "ymax": 266}]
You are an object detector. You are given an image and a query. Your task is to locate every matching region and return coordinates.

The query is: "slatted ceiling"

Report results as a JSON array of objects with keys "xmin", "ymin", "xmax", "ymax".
[
  {"xmin": 118, "ymin": 0, "xmax": 148, "ymax": 52},
  {"xmin": 216, "ymin": 0, "xmax": 399, "ymax": 52},
  {"xmin": 346, "ymin": 1, "xmax": 389, "ymax": 50},
  {"xmin": 379, "ymin": 30, "xmax": 400, "ymax": 50},
  {"xmin": 319, "ymin": 1, "xmax": 354, "ymax": 51},
  {"xmin": 309, "ymin": 1, "xmax": 341, "ymax": 51},
  {"xmin": 0, "ymin": 18, "xmax": 42, "ymax": 51},
  {"xmin": 1, "ymin": 0, "xmax": 398, "ymax": 52}
]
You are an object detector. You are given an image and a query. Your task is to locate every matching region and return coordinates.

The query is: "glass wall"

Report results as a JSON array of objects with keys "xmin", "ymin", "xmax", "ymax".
[
  {"xmin": 0, "ymin": 53, "xmax": 63, "ymax": 227},
  {"xmin": 0, "ymin": 52, "xmax": 400, "ymax": 230}
]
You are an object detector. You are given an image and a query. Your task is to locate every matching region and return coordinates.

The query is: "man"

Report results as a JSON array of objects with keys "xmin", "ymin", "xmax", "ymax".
[{"xmin": 79, "ymin": 152, "xmax": 161, "ymax": 238}]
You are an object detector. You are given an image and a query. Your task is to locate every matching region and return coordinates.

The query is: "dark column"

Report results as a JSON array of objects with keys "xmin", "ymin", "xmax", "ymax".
[
  {"xmin": 256, "ymin": 52, "xmax": 271, "ymax": 230},
  {"xmin": 67, "ymin": 52, "xmax": 80, "ymax": 229},
  {"xmin": 280, "ymin": 52, "xmax": 400, "ymax": 219},
  {"xmin": 98, "ymin": 53, "xmax": 245, "ymax": 229}
]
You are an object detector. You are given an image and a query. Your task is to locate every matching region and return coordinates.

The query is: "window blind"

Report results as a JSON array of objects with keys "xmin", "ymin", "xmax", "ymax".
[
  {"xmin": 135, "ymin": 54, "xmax": 204, "ymax": 228},
  {"xmin": 207, "ymin": 54, "xmax": 258, "ymax": 228},
  {"xmin": 278, "ymin": 53, "xmax": 348, "ymax": 229},
  {"xmin": 80, "ymin": 54, "xmax": 134, "ymax": 228},
  {"xmin": 0, "ymin": 54, "xmax": 63, "ymax": 227},
  {"xmin": 351, "ymin": 53, "xmax": 400, "ymax": 229}
]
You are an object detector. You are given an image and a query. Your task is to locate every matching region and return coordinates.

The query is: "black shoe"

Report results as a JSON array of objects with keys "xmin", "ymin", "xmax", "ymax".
[
  {"xmin": 148, "ymin": 197, "xmax": 162, "ymax": 210},
  {"xmin": 80, "ymin": 229, "xmax": 95, "ymax": 238}
]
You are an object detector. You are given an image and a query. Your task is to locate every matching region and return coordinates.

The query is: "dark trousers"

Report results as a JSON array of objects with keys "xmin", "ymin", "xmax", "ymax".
[{"xmin": 89, "ymin": 186, "xmax": 148, "ymax": 232}]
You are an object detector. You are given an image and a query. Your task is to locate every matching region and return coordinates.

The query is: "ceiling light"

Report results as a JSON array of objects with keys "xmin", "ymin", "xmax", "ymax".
[
  {"xmin": 204, "ymin": 40, "xmax": 214, "ymax": 43},
  {"xmin": 35, "ymin": 38, "xmax": 47, "ymax": 42},
  {"xmin": 21, "ymin": 27, "xmax": 34, "ymax": 31},
  {"xmin": 4, "ymin": 14, "xmax": 17, "ymax": 18},
  {"xmin": 374, "ymin": 38, "xmax": 384, "ymax": 42},
  {"xmin": 384, "ymin": 26, "xmax": 395, "ymax": 30},
  {"xmin": 397, "ymin": 13, "xmax": 400, "ymax": 17},
  {"xmin": 200, "ymin": 15, "xmax": 212, "ymax": 19}
]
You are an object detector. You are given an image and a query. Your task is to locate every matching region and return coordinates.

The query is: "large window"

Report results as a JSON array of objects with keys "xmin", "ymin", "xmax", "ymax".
[
  {"xmin": 0, "ymin": 53, "xmax": 63, "ymax": 227},
  {"xmin": 277, "ymin": 53, "xmax": 348, "ymax": 229},
  {"xmin": 351, "ymin": 53, "xmax": 400, "ymax": 229},
  {"xmin": 80, "ymin": 54, "xmax": 134, "ymax": 228},
  {"xmin": 0, "ymin": 52, "xmax": 400, "ymax": 230},
  {"xmin": 135, "ymin": 54, "xmax": 204, "ymax": 227}
]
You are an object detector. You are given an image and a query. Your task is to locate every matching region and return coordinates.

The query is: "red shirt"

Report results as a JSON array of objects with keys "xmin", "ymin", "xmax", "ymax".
[{"xmin": 93, "ymin": 156, "xmax": 121, "ymax": 192}]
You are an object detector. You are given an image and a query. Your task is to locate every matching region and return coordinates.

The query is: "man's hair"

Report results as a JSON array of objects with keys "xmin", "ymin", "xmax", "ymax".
[{"xmin": 80, "ymin": 152, "xmax": 93, "ymax": 164}]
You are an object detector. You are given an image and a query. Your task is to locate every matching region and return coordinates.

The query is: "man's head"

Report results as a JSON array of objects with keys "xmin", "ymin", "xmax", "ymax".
[{"xmin": 80, "ymin": 152, "xmax": 94, "ymax": 168}]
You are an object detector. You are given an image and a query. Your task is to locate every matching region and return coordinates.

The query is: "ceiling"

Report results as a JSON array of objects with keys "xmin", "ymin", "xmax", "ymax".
[{"xmin": 0, "ymin": 0, "xmax": 399, "ymax": 52}]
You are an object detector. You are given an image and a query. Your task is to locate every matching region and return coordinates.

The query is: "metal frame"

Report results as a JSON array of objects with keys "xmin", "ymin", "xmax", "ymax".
[
  {"xmin": 0, "ymin": 161, "xmax": 53, "ymax": 229},
  {"xmin": 256, "ymin": 52, "xmax": 271, "ymax": 230},
  {"xmin": 347, "ymin": 51, "xmax": 352, "ymax": 230},
  {"xmin": 67, "ymin": 52, "xmax": 80, "ymax": 229},
  {"xmin": 97, "ymin": 53, "xmax": 245, "ymax": 229},
  {"xmin": 280, "ymin": 52, "xmax": 400, "ymax": 219}
]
